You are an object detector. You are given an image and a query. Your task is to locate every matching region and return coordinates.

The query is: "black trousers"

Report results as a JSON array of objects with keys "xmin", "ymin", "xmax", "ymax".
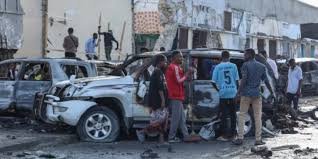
[
  {"xmin": 286, "ymin": 93, "xmax": 300, "ymax": 110},
  {"xmin": 86, "ymin": 54, "xmax": 98, "ymax": 60},
  {"xmin": 65, "ymin": 52, "xmax": 76, "ymax": 58},
  {"xmin": 219, "ymin": 98, "xmax": 237, "ymax": 137}
]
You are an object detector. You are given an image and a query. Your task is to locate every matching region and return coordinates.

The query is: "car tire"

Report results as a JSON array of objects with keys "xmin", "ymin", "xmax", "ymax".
[
  {"xmin": 236, "ymin": 111, "xmax": 254, "ymax": 137},
  {"xmin": 77, "ymin": 106, "xmax": 120, "ymax": 143}
]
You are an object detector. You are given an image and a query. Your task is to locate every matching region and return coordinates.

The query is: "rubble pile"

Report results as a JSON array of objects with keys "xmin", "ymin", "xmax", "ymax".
[{"xmin": 294, "ymin": 147, "xmax": 318, "ymax": 156}]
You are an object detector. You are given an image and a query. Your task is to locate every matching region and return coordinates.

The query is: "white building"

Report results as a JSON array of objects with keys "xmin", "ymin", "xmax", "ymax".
[{"xmin": 134, "ymin": 0, "xmax": 318, "ymax": 58}]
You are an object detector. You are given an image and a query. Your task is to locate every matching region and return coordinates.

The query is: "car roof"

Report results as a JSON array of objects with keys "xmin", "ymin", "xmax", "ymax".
[{"xmin": 294, "ymin": 58, "xmax": 318, "ymax": 63}]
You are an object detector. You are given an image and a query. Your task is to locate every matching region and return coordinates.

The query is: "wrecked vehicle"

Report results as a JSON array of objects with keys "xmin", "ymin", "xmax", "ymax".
[
  {"xmin": 0, "ymin": 58, "xmax": 115, "ymax": 112},
  {"xmin": 34, "ymin": 49, "xmax": 277, "ymax": 142},
  {"xmin": 277, "ymin": 58, "xmax": 318, "ymax": 96}
]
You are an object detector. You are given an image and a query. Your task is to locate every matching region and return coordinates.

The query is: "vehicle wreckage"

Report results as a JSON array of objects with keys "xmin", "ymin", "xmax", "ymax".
[{"xmin": 33, "ymin": 49, "xmax": 316, "ymax": 142}]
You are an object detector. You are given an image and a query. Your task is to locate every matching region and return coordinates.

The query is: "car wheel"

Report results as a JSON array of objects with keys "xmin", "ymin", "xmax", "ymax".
[
  {"xmin": 77, "ymin": 106, "xmax": 120, "ymax": 142},
  {"xmin": 236, "ymin": 111, "xmax": 254, "ymax": 136}
]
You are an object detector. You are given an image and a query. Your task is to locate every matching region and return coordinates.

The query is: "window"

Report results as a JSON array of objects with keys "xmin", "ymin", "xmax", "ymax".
[
  {"xmin": 192, "ymin": 30, "xmax": 207, "ymax": 49},
  {"xmin": 0, "ymin": 0, "xmax": 5, "ymax": 12},
  {"xmin": 311, "ymin": 46, "xmax": 315, "ymax": 57},
  {"xmin": 224, "ymin": 11, "xmax": 232, "ymax": 31},
  {"xmin": 245, "ymin": 38, "xmax": 250, "ymax": 49},
  {"xmin": 257, "ymin": 39, "xmax": 265, "ymax": 52},
  {"xmin": 61, "ymin": 64, "xmax": 88, "ymax": 79},
  {"xmin": 6, "ymin": 0, "xmax": 18, "ymax": 12},
  {"xmin": 0, "ymin": 62, "xmax": 21, "ymax": 80},
  {"xmin": 21, "ymin": 63, "xmax": 51, "ymax": 81},
  {"xmin": 301, "ymin": 44, "xmax": 305, "ymax": 57},
  {"xmin": 282, "ymin": 42, "xmax": 290, "ymax": 57}
]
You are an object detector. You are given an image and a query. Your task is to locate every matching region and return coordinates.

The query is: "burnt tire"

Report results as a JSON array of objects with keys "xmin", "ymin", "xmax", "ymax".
[
  {"xmin": 77, "ymin": 106, "xmax": 120, "ymax": 143},
  {"xmin": 236, "ymin": 111, "xmax": 254, "ymax": 137},
  {"xmin": 312, "ymin": 108, "xmax": 318, "ymax": 121}
]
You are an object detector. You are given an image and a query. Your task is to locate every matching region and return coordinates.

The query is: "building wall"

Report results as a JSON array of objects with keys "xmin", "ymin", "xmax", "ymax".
[
  {"xmin": 15, "ymin": 0, "xmax": 42, "ymax": 58},
  {"xmin": 227, "ymin": 0, "xmax": 318, "ymax": 24},
  {"xmin": 47, "ymin": 0, "xmax": 133, "ymax": 60}
]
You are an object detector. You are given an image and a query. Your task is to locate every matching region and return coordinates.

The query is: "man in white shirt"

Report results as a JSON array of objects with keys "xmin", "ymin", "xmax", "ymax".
[
  {"xmin": 286, "ymin": 59, "xmax": 303, "ymax": 110},
  {"xmin": 260, "ymin": 50, "xmax": 279, "ymax": 79}
]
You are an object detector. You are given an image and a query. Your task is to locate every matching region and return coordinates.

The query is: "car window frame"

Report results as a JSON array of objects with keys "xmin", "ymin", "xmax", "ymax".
[
  {"xmin": 0, "ymin": 61, "xmax": 22, "ymax": 81},
  {"xmin": 19, "ymin": 61, "xmax": 52, "ymax": 81},
  {"xmin": 60, "ymin": 63, "xmax": 90, "ymax": 79}
]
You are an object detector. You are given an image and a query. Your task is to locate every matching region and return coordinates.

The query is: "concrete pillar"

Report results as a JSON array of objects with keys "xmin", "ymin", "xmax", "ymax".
[{"xmin": 188, "ymin": 29, "xmax": 193, "ymax": 49}]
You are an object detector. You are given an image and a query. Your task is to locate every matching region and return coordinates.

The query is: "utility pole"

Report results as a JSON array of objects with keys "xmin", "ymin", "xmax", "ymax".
[{"xmin": 42, "ymin": 0, "xmax": 48, "ymax": 57}]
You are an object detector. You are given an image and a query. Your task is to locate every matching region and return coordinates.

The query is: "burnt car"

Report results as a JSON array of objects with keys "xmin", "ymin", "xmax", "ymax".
[
  {"xmin": 0, "ymin": 58, "xmax": 120, "ymax": 112},
  {"xmin": 277, "ymin": 58, "xmax": 318, "ymax": 95},
  {"xmin": 34, "ymin": 49, "xmax": 277, "ymax": 142}
]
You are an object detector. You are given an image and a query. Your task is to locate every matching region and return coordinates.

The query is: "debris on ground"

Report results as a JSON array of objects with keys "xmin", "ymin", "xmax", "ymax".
[
  {"xmin": 140, "ymin": 149, "xmax": 159, "ymax": 159},
  {"xmin": 271, "ymin": 145, "xmax": 300, "ymax": 151},
  {"xmin": 281, "ymin": 128, "xmax": 298, "ymax": 134},
  {"xmin": 251, "ymin": 146, "xmax": 273, "ymax": 158},
  {"xmin": 294, "ymin": 147, "xmax": 318, "ymax": 156},
  {"xmin": 14, "ymin": 151, "xmax": 67, "ymax": 159}
]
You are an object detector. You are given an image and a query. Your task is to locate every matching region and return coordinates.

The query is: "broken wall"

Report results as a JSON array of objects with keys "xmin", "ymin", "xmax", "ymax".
[
  {"xmin": 0, "ymin": 0, "xmax": 24, "ymax": 50},
  {"xmin": 227, "ymin": 0, "xmax": 318, "ymax": 24}
]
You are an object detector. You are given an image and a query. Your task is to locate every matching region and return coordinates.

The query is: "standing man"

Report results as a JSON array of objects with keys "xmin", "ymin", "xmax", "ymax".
[
  {"xmin": 233, "ymin": 49, "xmax": 274, "ymax": 146},
  {"xmin": 212, "ymin": 51, "xmax": 239, "ymax": 141},
  {"xmin": 286, "ymin": 59, "xmax": 303, "ymax": 111},
  {"xmin": 136, "ymin": 54, "xmax": 169, "ymax": 143},
  {"xmin": 165, "ymin": 51, "xmax": 191, "ymax": 143},
  {"xmin": 98, "ymin": 26, "xmax": 118, "ymax": 61},
  {"xmin": 259, "ymin": 50, "xmax": 279, "ymax": 80},
  {"xmin": 63, "ymin": 28, "xmax": 79, "ymax": 58},
  {"xmin": 85, "ymin": 33, "xmax": 98, "ymax": 60}
]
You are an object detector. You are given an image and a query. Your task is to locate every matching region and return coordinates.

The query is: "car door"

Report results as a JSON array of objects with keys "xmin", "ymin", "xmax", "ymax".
[
  {"xmin": 131, "ymin": 60, "xmax": 153, "ymax": 120},
  {"xmin": 15, "ymin": 62, "xmax": 52, "ymax": 110},
  {"xmin": 191, "ymin": 56, "xmax": 220, "ymax": 120},
  {"xmin": 0, "ymin": 62, "xmax": 21, "ymax": 110}
]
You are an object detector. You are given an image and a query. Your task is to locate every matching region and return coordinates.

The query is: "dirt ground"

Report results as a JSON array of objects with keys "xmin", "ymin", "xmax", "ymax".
[{"xmin": 0, "ymin": 96, "xmax": 317, "ymax": 159}]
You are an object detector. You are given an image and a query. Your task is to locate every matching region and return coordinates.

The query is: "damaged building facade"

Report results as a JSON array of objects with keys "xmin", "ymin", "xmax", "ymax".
[
  {"xmin": 134, "ymin": 0, "xmax": 318, "ymax": 58},
  {"xmin": 0, "ymin": 0, "xmax": 24, "ymax": 60}
]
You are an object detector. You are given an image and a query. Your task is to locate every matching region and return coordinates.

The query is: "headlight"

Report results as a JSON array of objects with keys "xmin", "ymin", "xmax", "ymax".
[{"xmin": 53, "ymin": 106, "xmax": 68, "ymax": 113}]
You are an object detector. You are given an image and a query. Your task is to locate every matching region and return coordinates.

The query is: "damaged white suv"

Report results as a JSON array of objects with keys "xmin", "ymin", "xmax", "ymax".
[{"xmin": 34, "ymin": 49, "xmax": 276, "ymax": 142}]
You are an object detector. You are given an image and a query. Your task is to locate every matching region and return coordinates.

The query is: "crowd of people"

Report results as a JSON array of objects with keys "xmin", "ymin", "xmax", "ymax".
[
  {"xmin": 61, "ymin": 27, "xmax": 303, "ymax": 146},
  {"xmin": 136, "ymin": 49, "xmax": 303, "ymax": 146}
]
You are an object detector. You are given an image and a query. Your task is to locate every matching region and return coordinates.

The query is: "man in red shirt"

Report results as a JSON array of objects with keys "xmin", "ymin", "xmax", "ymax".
[{"xmin": 165, "ymin": 51, "xmax": 191, "ymax": 143}]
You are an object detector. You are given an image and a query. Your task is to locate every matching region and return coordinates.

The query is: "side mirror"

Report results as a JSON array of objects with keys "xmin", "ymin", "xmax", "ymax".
[{"xmin": 70, "ymin": 75, "xmax": 76, "ymax": 83}]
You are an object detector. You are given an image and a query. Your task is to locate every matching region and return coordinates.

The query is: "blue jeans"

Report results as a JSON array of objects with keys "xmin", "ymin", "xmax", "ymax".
[{"xmin": 286, "ymin": 93, "xmax": 299, "ymax": 110}]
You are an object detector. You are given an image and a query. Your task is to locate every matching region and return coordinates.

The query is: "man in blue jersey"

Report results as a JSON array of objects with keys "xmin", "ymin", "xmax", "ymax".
[{"xmin": 212, "ymin": 51, "xmax": 239, "ymax": 141}]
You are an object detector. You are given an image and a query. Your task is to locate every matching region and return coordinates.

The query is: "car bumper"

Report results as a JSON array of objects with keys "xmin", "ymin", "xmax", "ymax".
[{"xmin": 43, "ymin": 95, "xmax": 96, "ymax": 126}]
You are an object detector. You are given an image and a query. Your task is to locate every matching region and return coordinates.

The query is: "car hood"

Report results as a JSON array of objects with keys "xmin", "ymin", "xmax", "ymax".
[{"xmin": 54, "ymin": 76, "xmax": 134, "ymax": 88}]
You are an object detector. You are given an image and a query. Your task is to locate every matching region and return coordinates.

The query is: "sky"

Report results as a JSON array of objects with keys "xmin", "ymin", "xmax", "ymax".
[{"xmin": 299, "ymin": 0, "xmax": 318, "ymax": 7}]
